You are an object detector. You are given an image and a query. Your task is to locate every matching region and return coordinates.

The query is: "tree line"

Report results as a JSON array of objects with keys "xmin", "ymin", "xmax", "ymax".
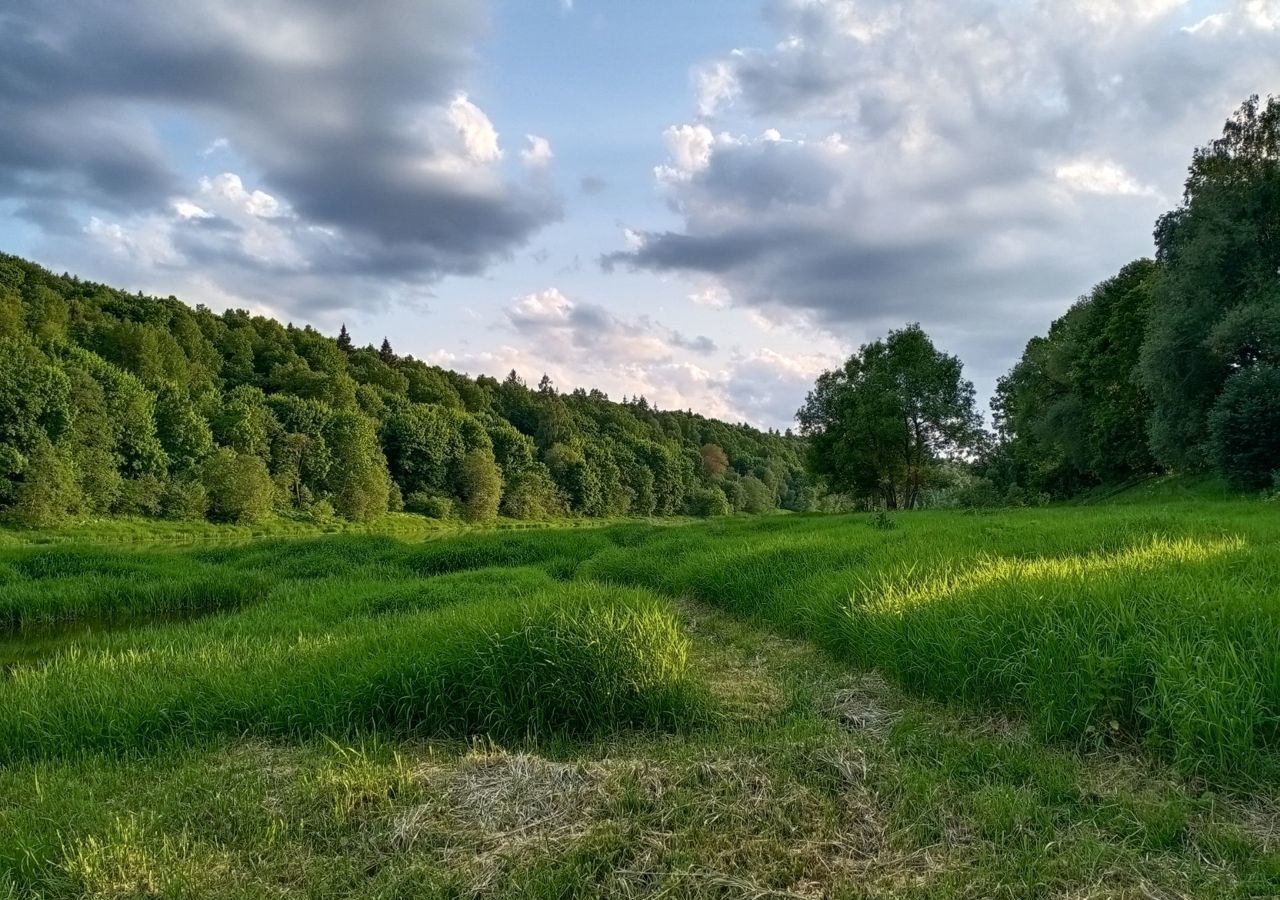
[
  {"xmin": 800, "ymin": 95, "xmax": 1280, "ymax": 507},
  {"xmin": 0, "ymin": 260, "xmax": 813, "ymax": 526},
  {"xmin": 2, "ymin": 95, "xmax": 1275, "ymax": 524}
]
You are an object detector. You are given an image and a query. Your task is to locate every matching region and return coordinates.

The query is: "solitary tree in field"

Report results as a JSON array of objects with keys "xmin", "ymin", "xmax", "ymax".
[{"xmin": 798, "ymin": 324, "xmax": 983, "ymax": 509}]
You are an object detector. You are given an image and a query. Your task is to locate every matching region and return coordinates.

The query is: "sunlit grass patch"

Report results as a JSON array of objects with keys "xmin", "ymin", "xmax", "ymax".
[{"xmin": 0, "ymin": 583, "xmax": 703, "ymax": 761}]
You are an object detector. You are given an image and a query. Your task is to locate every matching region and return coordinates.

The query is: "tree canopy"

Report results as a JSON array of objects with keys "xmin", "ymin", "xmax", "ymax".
[
  {"xmin": 0, "ymin": 254, "xmax": 812, "ymax": 526},
  {"xmin": 797, "ymin": 324, "xmax": 982, "ymax": 509}
]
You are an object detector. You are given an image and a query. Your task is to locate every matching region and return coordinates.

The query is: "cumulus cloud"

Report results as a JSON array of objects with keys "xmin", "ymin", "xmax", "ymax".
[
  {"xmin": 427, "ymin": 287, "xmax": 831, "ymax": 427},
  {"xmin": 521, "ymin": 135, "xmax": 555, "ymax": 169},
  {"xmin": 0, "ymin": 0, "xmax": 561, "ymax": 317},
  {"xmin": 608, "ymin": 0, "xmax": 1280, "ymax": 403},
  {"xmin": 506, "ymin": 287, "xmax": 717, "ymax": 365}
]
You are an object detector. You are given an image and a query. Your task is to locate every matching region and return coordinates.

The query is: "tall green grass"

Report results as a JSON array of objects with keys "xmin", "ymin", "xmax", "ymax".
[
  {"xmin": 0, "ymin": 582, "xmax": 699, "ymax": 761},
  {"xmin": 4, "ymin": 497, "xmax": 1277, "ymax": 779},
  {"xmin": 583, "ymin": 502, "xmax": 1280, "ymax": 780}
]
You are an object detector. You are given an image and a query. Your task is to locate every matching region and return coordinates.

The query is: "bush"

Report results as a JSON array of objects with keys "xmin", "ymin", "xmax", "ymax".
[
  {"xmin": 405, "ymin": 491, "xmax": 455, "ymax": 519},
  {"xmin": 736, "ymin": 475, "xmax": 774, "ymax": 514},
  {"xmin": 689, "ymin": 485, "xmax": 731, "ymax": 517},
  {"xmin": 7, "ymin": 438, "xmax": 81, "ymax": 526},
  {"xmin": 201, "ymin": 448, "xmax": 274, "ymax": 524},
  {"xmin": 1208, "ymin": 365, "xmax": 1280, "ymax": 489},
  {"xmin": 869, "ymin": 509, "xmax": 897, "ymax": 530},
  {"xmin": 159, "ymin": 475, "xmax": 209, "ymax": 521},
  {"xmin": 457, "ymin": 448, "xmax": 502, "ymax": 523},
  {"xmin": 307, "ymin": 499, "xmax": 337, "ymax": 525},
  {"xmin": 501, "ymin": 465, "xmax": 567, "ymax": 520},
  {"xmin": 112, "ymin": 474, "xmax": 165, "ymax": 517}
]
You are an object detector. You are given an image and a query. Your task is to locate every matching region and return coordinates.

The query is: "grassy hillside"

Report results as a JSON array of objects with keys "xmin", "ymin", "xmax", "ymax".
[{"xmin": 1, "ymin": 496, "xmax": 1278, "ymax": 897}]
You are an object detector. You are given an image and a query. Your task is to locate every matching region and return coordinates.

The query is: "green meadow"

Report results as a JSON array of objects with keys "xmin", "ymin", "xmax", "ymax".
[{"xmin": 2, "ymin": 491, "xmax": 1279, "ymax": 898}]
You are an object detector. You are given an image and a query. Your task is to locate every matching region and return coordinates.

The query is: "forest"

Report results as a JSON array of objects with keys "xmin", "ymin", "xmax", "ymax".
[{"xmin": 0, "ymin": 256, "xmax": 810, "ymax": 527}]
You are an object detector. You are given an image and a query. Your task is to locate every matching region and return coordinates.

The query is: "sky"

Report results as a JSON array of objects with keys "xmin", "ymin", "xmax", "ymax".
[{"xmin": 1, "ymin": 1, "xmax": 1277, "ymax": 430}]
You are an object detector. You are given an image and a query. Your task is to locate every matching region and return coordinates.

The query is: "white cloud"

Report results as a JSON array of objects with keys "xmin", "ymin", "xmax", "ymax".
[
  {"xmin": 200, "ymin": 137, "xmax": 231, "ymax": 157},
  {"xmin": 198, "ymin": 172, "xmax": 287, "ymax": 219},
  {"xmin": 447, "ymin": 93, "xmax": 503, "ymax": 164},
  {"xmin": 1244, "ymin": 0, "xmax": 1280, "ymax": 28},
  {"xmin": 657, "ymin": 124, "xmax": 717, "ymax": 179},
  {"xmin": 610, "ymin": 0, "xmax": 1280, "ymax": 412},
  {"xmin": 521, "ymin": 134, "xmax": 554, "ymax": 169},
  {"xmin": 1054, "ymin": 159, "xmax": 1158, "ymax": 197},
  {"xmin": 695, "ymin": 61, "xmax": 740, "ymax": 117}
]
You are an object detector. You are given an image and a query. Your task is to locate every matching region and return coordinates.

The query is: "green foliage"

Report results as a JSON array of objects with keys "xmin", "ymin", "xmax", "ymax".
[
  {"xmin": 154, "ymin": 384, "xmax": 214, "ymax": 473},
  {"xmin": 158, "ymin": 474, "xmax": 209, "ymax": 521},
  {"xmin": 0, "ymin": 339, "xmax": 72, "ymax": 505},
  {"xmin": 6, "ymin": 437, "xmax": 81, "ymax": 526},
  {"xmin": 735, "ymin": 475, "xmax": 773, "ymax": 514},
  {"xmin": 0, "ymin": 252, "xmax": 805, "ymax": 528},
  {"xmin": 994, "ymin": 260, "xmax": 1159, "ymax": 496},
  {"xmin": 404, "ymin": 491, "xmax": 455, "ymax": 519},
  {"xmin": 1141, "ymin": 95, "xmax": 1280, "ymax": 470},
  {"xmin": 323, "ymin": 411, "xmax": 390, "ymax": 522},
  {"xmin": 456, "ymin": 449, "xmax": 503, "ymax": 523},
  {"xmin": 1208, "ymin": 365, "xmax": 1280, "ymax": 489},
  {"xmin": 689, "ymin": 485, "xmax": 731, "ymax": 517},
  {"xmin": 798, "ymin": 324, "xmax": 982, "ymax": 509},
  {"xmin": 201, "ymin": 448, "xmax": 274, "ymax": 524}
]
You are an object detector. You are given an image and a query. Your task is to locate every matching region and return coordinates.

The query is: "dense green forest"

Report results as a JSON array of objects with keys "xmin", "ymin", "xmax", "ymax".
[
  {"xmin": 0, "ymin": 256, "xmax": 812, "ymax": 526},
  {"xmin": 989, "ymin": 95, "xmax": 1280, "ymax": 501}
]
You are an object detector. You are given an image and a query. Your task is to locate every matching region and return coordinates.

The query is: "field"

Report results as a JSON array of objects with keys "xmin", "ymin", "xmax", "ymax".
[{"xmin": 2, "ymin": 493, "xmax": 1278, "ymax": 898}]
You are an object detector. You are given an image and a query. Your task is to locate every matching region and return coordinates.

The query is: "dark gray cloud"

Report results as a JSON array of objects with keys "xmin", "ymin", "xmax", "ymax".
[
  {"xmin": 579, "ymin": 176, "xmax": 608, "ymax": 195},
  {"xmin": 614, "ymin": 0, "xmax": 1280, "ymax": 403},
  {"xmin": 0, "ymin": 0, "xmax": 561, "ymax": 313}
]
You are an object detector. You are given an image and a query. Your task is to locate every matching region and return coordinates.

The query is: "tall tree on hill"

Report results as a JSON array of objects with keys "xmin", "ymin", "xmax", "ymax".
[
  {"xmin": 336, "ymin": 324, "xmax": 353, "ymax": 353},
  {"xmin": 798, "ymin": 324, "xmax": 982, "ymax": 509},
  {"xmin": 1141, "ymin": 94, "xmax": 1280, "ymax": 476},
  {"xmin": 379, "ymin": 338, "xmax": 395, "ymax": 364}
]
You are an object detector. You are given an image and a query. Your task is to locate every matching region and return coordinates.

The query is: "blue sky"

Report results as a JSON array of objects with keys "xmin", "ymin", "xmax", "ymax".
[{"xmin": 2, "ymin": 1, "xmax": 1277, "ymax": 427}]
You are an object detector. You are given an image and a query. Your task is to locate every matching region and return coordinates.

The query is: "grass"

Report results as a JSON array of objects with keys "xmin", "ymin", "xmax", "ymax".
[
  {"xmin": 1, "ymin": 491, "xmax": 1278, "ymax": 896},
  {"xmin": 580, "ymin": 501, "xmax": 1280, "ymax": 780}
]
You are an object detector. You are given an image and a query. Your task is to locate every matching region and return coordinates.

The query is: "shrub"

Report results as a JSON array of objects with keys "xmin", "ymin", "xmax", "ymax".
[
  {"xmin": 307, "ymin": 499, "xmax": 337, "ymax": 525},
  {"xmin": 869, "ymin": 509, "xmax": 897, "ymax": 530},
  {"xmin": 112, "ymin": 474, "xmax": 165, "ymax": 517},
  {"xmin": 501, "ymin": 465, "xmax": 567, "ymax": 520},
  {"xmin": 736, "ymin": 475, "xmax": 774, "ymax": 514},
  {"xmin": 1208, "ymin": 365, "xmax": 1280, "ymax": 489},
  {"xmin": 689, "ymin": 485, "xmax": 731, "ymax": 517},
  {"xmin": 201, "ymin": 448, "xmax": 274, "ymax": 524},
  {"xmin": 405, "ymin": 491, "xmax": 455, "ymax": 519},
  {"xmin": 457, "ymin": 448, "xmax": 502, "ymax": 523},
  {"xmin": 7, "ymin": 438, "xmax": 81, "ymax": 526},
  {"xmin": 159, "ymin": 475, "xmax": 209, "ymax": 521}
]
